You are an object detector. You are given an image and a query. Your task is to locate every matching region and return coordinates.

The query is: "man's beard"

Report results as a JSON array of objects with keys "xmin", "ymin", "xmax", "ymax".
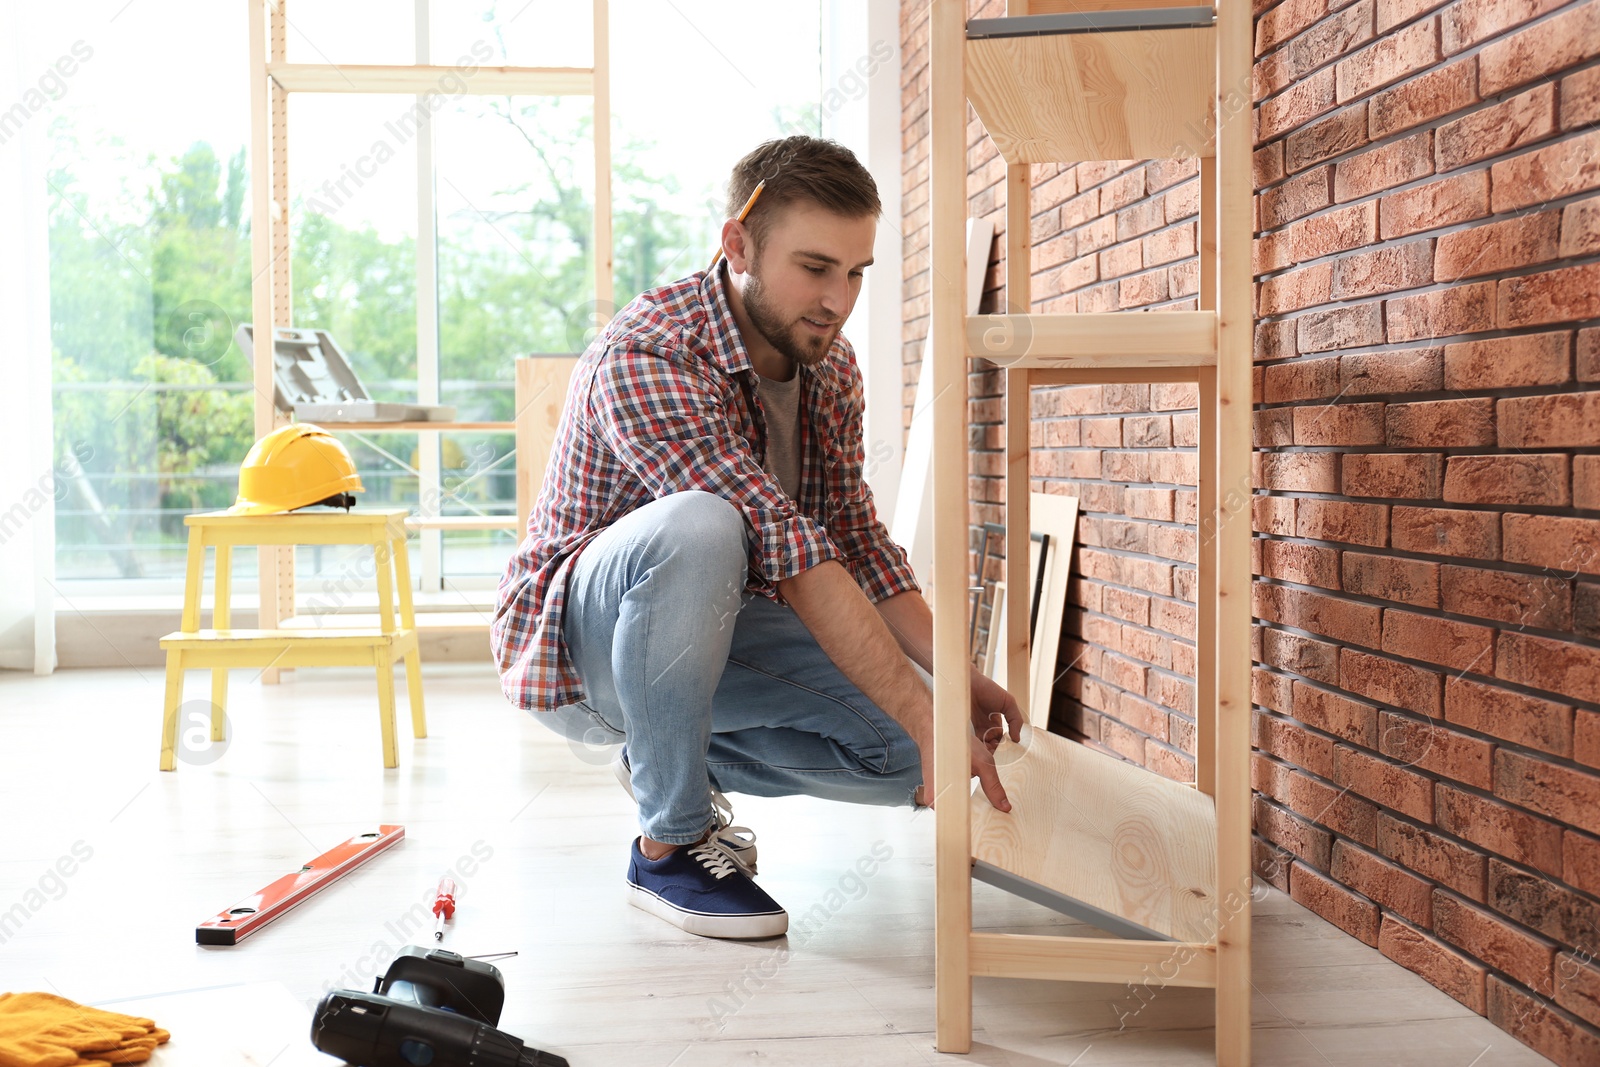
[{"xmin": 742, "ymin": 263, "xmax": 837, "ymax": 369}]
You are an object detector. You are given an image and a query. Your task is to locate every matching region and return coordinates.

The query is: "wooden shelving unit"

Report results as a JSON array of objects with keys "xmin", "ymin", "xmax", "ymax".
[
  {"xmin": 928, "ymin": 0, "xmax": 1254, "ymax": 1062},
  {"xmin": 245, "ymin": 1, "xmax": 609, "ymax": 657}
]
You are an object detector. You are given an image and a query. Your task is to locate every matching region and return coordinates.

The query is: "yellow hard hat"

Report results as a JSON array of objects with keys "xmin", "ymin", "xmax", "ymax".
[{"xmin": 229, "ymin": 423, "xmax": 365, "ymax": 515}]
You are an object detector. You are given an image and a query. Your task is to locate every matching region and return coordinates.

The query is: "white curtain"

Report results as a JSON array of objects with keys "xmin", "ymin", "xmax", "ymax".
[{"xmin": 0, "ymin": 4, "xmax": 59, "ymax": 674}]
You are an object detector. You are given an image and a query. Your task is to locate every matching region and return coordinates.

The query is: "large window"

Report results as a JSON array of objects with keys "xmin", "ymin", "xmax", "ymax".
[{"xmin": 46, "ymin": 0, "xmax": 823, "ymax": 594}]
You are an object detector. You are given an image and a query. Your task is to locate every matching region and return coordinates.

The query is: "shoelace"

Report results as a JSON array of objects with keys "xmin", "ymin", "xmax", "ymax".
[
  {"xmin": 619, "ymin": 750, "xmax": 758, "ymax": 875},
  {"xmin": 688, "ymin": 841, "xmax": 741, "ymax": 880},
  {"xmin": 711, "ymin": 794, "xmax": 758, "ymax": 875}
]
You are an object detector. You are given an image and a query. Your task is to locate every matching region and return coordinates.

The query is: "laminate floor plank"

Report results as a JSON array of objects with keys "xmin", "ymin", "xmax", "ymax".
[{"xmin": 0, "ymin": 665, "xmax": 1553, "ymax": 1065}]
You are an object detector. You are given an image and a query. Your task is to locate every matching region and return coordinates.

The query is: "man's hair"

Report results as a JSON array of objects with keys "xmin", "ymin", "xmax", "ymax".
[{"xmin": 726, "ymin": 135, "xmax": 880, "ymax": 254}]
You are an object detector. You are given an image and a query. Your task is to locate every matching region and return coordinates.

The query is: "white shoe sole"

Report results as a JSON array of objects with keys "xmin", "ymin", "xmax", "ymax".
[{"xmin": 627, "ymin": 883, "xmax": 788, "ymax": 939}]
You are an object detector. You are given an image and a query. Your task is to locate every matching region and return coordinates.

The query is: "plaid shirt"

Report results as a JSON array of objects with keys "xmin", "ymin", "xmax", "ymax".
[{"xmin": 492, "ymin": 264, "xmax": 921, "ymax": 712}]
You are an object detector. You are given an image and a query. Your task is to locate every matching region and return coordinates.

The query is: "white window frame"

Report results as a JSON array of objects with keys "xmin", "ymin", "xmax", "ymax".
[{"xmin": 822, "ymin": 0, "xmax": 905, "ymax": 523}]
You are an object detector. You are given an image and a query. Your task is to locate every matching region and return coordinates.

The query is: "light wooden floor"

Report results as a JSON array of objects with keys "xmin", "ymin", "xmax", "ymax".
[{"xmin": 0, "ymin": 664, "xmax": 1554, "ymax": 1066}]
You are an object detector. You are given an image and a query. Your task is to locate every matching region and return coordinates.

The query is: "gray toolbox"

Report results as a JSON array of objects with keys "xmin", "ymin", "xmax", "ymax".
[{"xmin": 237, "ymin": 323, "xmax": 456, "ymax": 423}]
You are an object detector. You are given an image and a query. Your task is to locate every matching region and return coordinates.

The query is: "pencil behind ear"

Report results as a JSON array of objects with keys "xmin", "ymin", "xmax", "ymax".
[{"xmin": 711, "ymin": 179, "xmax": 766, "ymax": 271}]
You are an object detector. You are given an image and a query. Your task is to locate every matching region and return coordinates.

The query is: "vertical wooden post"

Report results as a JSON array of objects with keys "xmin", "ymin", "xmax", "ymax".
[
  {"xmin": 1004, "ymin": 144, "xmax": 1033, "ymax": 711},
  {"xmin": 930, "ymin": 0, "xmax": 973, "ymax": 1052},
  {"xmin": 1196, "ymin": 154, "xmax": 1218, "ymax": 798},
  {"xmin": 1214, "ymin": 0, "xmax": 1255, "ymax": 1058},
  {"xmin": 1005, "ymin": 368, "xmax": 1031, "ymax": 705},
  {"xmin": 1197, "ymin": 369, "xmax": 1217, "ymax": 796},
  {"xmin": 1005, "ymin": 171, "xmax": 1032, "ymax": 319}
]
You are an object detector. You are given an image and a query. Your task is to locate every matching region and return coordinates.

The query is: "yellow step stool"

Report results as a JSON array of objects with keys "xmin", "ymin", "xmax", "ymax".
[{"xmin": 158, "ymin": 508, "xmax": 426, "ymax": 770}]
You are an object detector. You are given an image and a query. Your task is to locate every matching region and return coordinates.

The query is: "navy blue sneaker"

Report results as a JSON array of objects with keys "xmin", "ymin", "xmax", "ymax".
[
  {"xmin": 612, "ymin": 746, "xmax": 759, "ymax": 875},
  {"xmin": 627, "ymin": 838, "xmax": 788, "ymax": 939}
]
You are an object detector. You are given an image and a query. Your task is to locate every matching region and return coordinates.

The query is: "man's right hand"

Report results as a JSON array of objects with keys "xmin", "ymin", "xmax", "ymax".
[{"xmin": 913, "ymin": 727, "xmax": 1012, "ymax": 813}]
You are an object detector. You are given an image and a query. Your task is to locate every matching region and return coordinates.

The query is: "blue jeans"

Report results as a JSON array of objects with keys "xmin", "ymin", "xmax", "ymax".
[{"xmin": 536, "ymin": 490, "xmax": 925, "ymax": 845}]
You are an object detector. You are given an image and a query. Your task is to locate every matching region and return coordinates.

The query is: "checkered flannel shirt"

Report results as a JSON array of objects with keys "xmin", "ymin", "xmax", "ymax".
[{"xmin": 491, "ymin": 264, "xmax": 921, "ymax": 712}]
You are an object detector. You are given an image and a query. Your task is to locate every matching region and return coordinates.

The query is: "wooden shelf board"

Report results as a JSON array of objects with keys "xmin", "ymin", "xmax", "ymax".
[
  {"xmin": 1023, "ymin": 366, "xmax": 1203, "ymax": 385},
  {"xmin": 268, "ymin": 63, "xmax": 594, "ymax": 96},
  {"xmin": 968, "ymin": 6, "xmax": 1215, "ymax": 38},
  {"xmin": 1030, "ymin": 0, "xmax": 1209, "ymax": 12},
  {"xmin": 965, "ymin": 27, "xmax": 1216, "ymax": 163},
  {"xmin": 971, "ymin": 726, "xmax": 1218, "ymax": 945},
  {"xmin": 966, "ymin": 311, "xmax": 1217, "ymax": 367},
  {"xmin": 985, "ymin": 353, "xmax": 1216, "ymax": 371},
  {"xmin": 973, "ymin": 860, "xmax": 1172, "ymax": 940}
]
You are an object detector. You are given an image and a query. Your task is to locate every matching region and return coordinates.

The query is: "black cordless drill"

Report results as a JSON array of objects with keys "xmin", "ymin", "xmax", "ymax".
[{"xmin": 311, "ymin": 946, "xmax": 569, "ymax": 1067}]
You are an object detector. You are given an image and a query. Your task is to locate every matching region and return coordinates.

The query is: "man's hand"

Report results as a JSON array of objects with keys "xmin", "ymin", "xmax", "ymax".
[
  {"xmin": 913, "ymin": 670, "xmax": 1023, "ymax": 813},
  {"xmin": 911, "ymin": 724, "xmax": 1012, "ymax": 813},
  {"xmin": 963, "ymin": 670, "xmax": 1024, "ymax": 812},
  {"xmin": 971, "ymin": 669, "xmax": 1024, "ymax": 752},
  {"xmin": 869, "ymin": 588, "xmax": 1025, "ymax": 814},
  {"xmin": 968, "ymin": 729, "xmax": 1011, "ymax": 812}
]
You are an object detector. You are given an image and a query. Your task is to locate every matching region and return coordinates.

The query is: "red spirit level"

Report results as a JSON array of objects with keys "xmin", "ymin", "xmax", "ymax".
[{"xmin": 196, "ymin": 824, "xmax": 405, "ymax": 945}]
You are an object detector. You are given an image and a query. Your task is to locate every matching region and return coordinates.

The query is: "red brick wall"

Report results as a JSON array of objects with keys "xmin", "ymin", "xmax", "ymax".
[{"xmin": 900, "ymin": 0, "xmax": 1600, "ymax": 1062}]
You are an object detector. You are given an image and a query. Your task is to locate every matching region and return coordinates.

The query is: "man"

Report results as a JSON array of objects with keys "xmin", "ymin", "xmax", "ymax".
[{"xmin": 493, "ymin": 135, "xmax": 1020, "ymax": 940}]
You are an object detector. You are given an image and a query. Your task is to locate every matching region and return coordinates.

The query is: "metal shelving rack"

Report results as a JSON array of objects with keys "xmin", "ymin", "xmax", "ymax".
[
  {"xmin": 928, "ymin": 0, "xmax": 1254, "ymax": 1061},
  {"xmin": 245, "ymin": 0, "xmax": 611, "ymax": 663}
]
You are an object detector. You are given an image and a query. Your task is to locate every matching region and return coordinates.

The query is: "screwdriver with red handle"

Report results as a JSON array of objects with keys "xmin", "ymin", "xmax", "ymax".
[{"xmin": 431, "ymin": 874, "xmax": 457, "ymax": 941}]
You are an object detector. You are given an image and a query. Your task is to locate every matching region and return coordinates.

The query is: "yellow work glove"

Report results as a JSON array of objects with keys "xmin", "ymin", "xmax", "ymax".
[
  {"xmin": 83, "ymin": 1023, "xmax": 170, "ymax": 1062},
  {"xmin": 54, "ymin": 1000, "xmax": 165, "ymax": 1065},
  {"xmin": 0, "ymin": 994, "xmax": 167, "ymax": 1067},
  {"xmin": 78, "ymin": 1025, "xmax": 170, "ymax": 1064},
  {"xmin": 0, "ymin": 992, "xmax": 124, "ymax": 1067},
  {"xmin": 44, "ymin": 1001, "xmax": 167, "ymax": 1066},
  {"xmin": 75, "ymin": 1031, "xmax": 169, "ymax": 1064}
]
